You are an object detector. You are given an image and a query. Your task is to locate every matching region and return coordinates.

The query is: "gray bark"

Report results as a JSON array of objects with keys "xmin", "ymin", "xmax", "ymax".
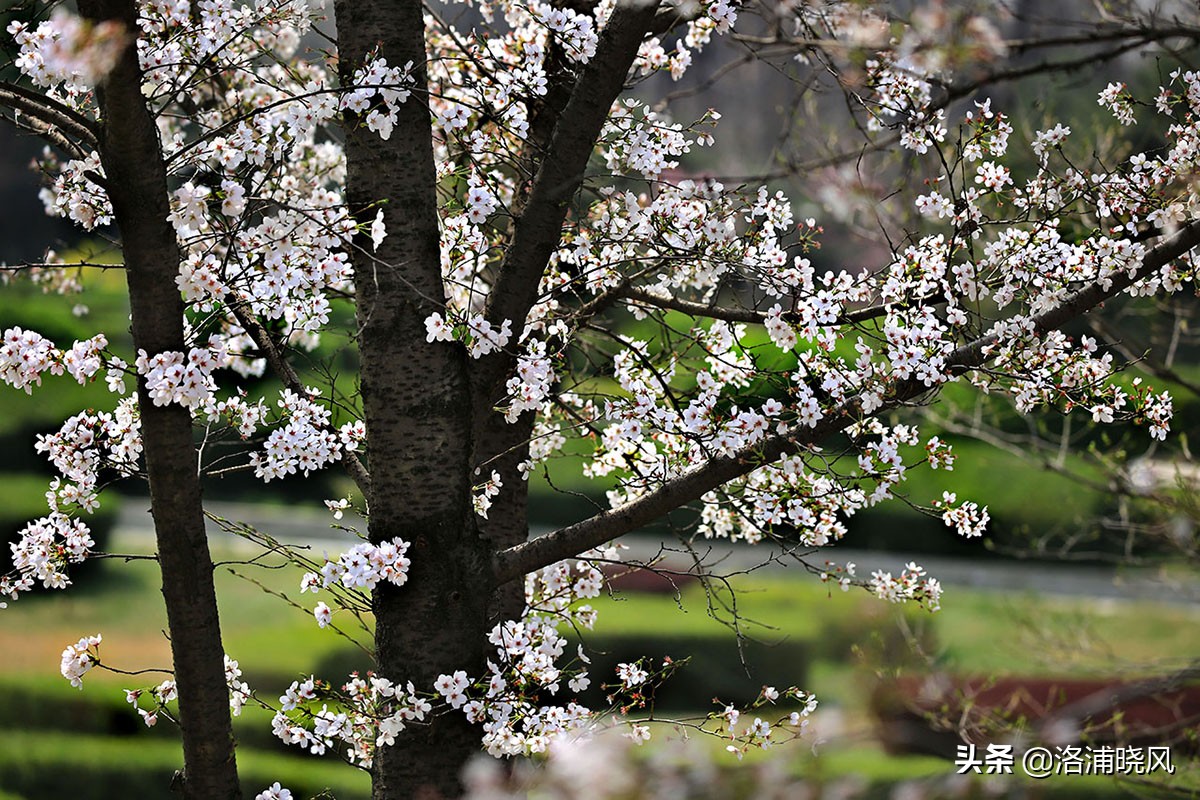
[
  {"xmin": 334, "ymin": 0, "xmax": 488, "ymax": 796},
  {"xmin": 78, "ymin": 1, "xmax": 241, "ymax": 797},
  {"xmin": 332, "ymin": 1, "xmax": 662, "ymax": 795}
]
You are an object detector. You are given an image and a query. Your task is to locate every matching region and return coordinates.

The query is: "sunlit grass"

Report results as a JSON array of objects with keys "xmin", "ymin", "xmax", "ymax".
[{"xmin": 1, "ymin": 532, "xmax": 1197, "ymax": 798}]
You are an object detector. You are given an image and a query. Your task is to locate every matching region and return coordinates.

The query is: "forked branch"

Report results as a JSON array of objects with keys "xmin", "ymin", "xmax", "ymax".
[{"xmin": 493, "ymin": 220, "xmax": 1200, "ymax": 585}]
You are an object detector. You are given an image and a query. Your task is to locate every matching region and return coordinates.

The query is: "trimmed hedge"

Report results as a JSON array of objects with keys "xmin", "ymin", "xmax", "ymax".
[
  {"xmin": 573, "ymin": 631, "xmax": 811, "ymax": 711},
  {"xmin": 0, "ymin": 731, "xmax": 369, "ymax": 800},
  {"xmin": 314, "ymin": 630, "xmax": 810, "ymax": 713},
  {"xmin": 0, "ymin": 676, "xmax": 300, "ymax": 754}
]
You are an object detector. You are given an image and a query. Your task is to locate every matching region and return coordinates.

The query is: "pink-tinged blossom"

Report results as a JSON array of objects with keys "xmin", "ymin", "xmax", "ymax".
[
  {"xmin": 220, "ymin": 180, "xmax": 247, "ymax": 217},
  {"xmin": 425, "ymin": 313, "xmax": 454, "ymax": 343},
  {"xmin": 473, "ymin": 471, "xmax": 503, "ymax": 518},
  {"xmin": 135, "ymin": 346, "xmax": 219, "ymax": 410},
  {"xmin": 8, "ymin": 10, "xmax": 126, "ymax": 90},
  {"xmin": 226, "ymin": 656, "xmax": 251, "ymax": 716},
  {"xmin": 301, "ymin": 538, "xmax": 411, "ymax": 595},
  {"xmin": 324, "ymin": 498, "xmax": 350, "ymax": 520},
  {"xmin": 0, "ymin": 328, "xmax": 107, "ymax": 394},
  {"xmin": 936, "ymin": 492, "xmax": 990, "ymax": 539},
  {"xmin": 370, "ymin": 209, "xmax": 387, "ymax": 251},
  {"xmin": 435, "ymin": 671, "xmax": 472, "ymax": 709},
  {"xmin": 1099, "ymin": 82, "xmax": 1136, "ymax": 125},
  {"xmin": 250, "ymin": 389, "xmax": 346, "ymax": 481},
  {"xmin": 870, "ymin": 562, "xmax": 943, "ymax": 611},
  {"xmin": 254, "ymin": 783, "xmax": 292, "ymax": 800},
  {"xmin": 532, "ymin": 2, "xmax": 598, "ymax": 62},
  {"xmin": 624, "ymin": 724, "xmax": 651, "ymax": 745},
  {"xmin": 60, "ymin": 633, "xmax": 102, "ymax": 688},
  {"xmin": 616, "ymin": 662, "xmax": 648, "ymax": 688}
]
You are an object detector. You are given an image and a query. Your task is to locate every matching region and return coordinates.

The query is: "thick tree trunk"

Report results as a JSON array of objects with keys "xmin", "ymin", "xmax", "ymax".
[
  {"xmin": 475, "ymin": 419, "xmax": 534, "ymax": 625},
  {"xmin": 336, "ymin": 1, "xmax": 661, "ymax": 795},
  {"xmin": 334, "ymin": 1, "xmax": 489, "ymax": 797},
  {"xmin": 78, "ymin": 2, "xmax": 241, "ymax": 798}
]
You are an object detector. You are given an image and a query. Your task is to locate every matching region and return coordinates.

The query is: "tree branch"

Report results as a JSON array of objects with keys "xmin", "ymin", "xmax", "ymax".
[
  {"xmin": 474, "ymin": 0, "xmax": 661, "ymax": 400},
  {"xmin": 1086, "ymin": 314, "xmax": 1200, "ymax": 399},
  {"xmin": 726, "ymin": 24, "xmax": 1200, "ymax": 185},
  {"xmin": 620, "ymin": 285, "xmax": 940, "ymax": 326},
  {"xmin": 227, "ymin": 304, "xmax": 372, "ymax": 497},
  {"xmin": 1037, "ymin": 659, "xmax": 1200, "ymax": 741},
  {"xmin": 2, "ymin": 109, "xmax": 90, "ymax": 160},
  {"xmin": 77, "ymin": 0, "xmax": 241, "ymax": 795},
  {"xmin": 0, "ymin": 81, "xmax": 100, "ymax": 153},
  {"xmin": 493, "ymin": 220, "xmax": 1200, "ymax": 585}
]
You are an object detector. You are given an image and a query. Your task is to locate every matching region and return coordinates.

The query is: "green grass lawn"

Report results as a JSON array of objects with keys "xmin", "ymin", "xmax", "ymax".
[
  {"xmin": 0, "ymin": 540, "xmax": 357, "ymax": 684},
  {"xmin": 1, "ymin": 531, "xmax": 1197, "ymax": 798},
  {"xmin": 588, "ymin": 575, "xmax": 1200, "ymax": 684}
]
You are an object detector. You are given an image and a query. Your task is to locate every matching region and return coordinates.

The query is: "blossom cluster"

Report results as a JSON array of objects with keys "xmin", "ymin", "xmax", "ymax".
[
  {"xmin": 254, "ymin": 783, "xmax": 292, "ymax": 800},
  {"xmin": 1099, "ymin": 82, "xmax": 1136, "ymax": 126},
  {"xmin": 122, "ymin": 654, "xmax": 251, "ymax": 727},
  {"xmin": 1, "ymin": 327, "xmax": 107, "ymax": 393},
  {"xmin": 273, "ymin": 673, "xmax": 434, "ymax": 764},
  {"xmin": 344, "ymin": 55, "xmax": 415, "ymax": 140},
  {"xmin": 136, "ymin": 345, "xmax": 221, "ymax": 410},
  {"xmin": 530, "ymin": 1, "xmax": 598, "ymax": 63},
  {"xmin": 36, "ymin": 150, "xmax": 113, "ymax": 230},
  {"xmin": 935, "ymin": 492, "xmax": 990, "ymax": 539},
  {"xmin": 602, "ymin": 101, "xmax": 696, "ymax": 179},
  {"xmin": 8, "ymin": 11, "xmax": 126, "ymax": 91},
  {"xmin": 425, "ymin": 312, "xmax": 514, "ymax": 358},
  {"xmin": 299, "ymin": 538, "xmax": 412, "ymax": 597},
  {"xmin": 35, "ymin": 402, "xmax": 141, "ymax": 494},
  {"xmin": 502, "ymin": 340, "xmax": 555, "ymax": 422},
  {"xmin": 250, "ymin": 389, "xmax": 361, "ymax": 481},
  {"xmin": 124, "ymin": 679, "xmax": 177, "ymax": 728},
  {"xmin": 865, "ymin": 58, "xmax": 946, "ymax": 154},
  {"xmin": 869, "ymin": 562, "xmax": 943, "ymax": 611},
  {"xmin": 716, "ymin": 685, "xmax": 819, "ymax": 758},
  {"xmin": 634, "ymin": 0, "xmax": 733, "ymax": 81},
  {"xmin": 60, "ymin": 633, "xmax": 103, "ymax": 688},
  {"xmin": 2, "ymin": 400, "xmax": 142, "ymax": 603},
  {"xmin": 227, "ymin": 655, "xmax": 253, "ymax": 716},
  {"xmin": 7, "ymin": 513, "xmax": 96, "ymax": 596},
  {"xmin": 472, "ymin": 469, "xmax": 504, "ymax": 518},
  {"xmin": 274, "ymin": 551, "xmax": 634, "ymax": 762}
]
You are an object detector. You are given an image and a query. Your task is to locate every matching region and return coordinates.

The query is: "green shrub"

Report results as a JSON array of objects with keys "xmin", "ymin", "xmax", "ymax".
[
  {"xmin": 0, "ymin": 675, "xmax": 155, "ymax": 740},
  {"xmin": 570, "ymin": 632, "xmax": 810, "ymax": 711},
  {"xmin": 0, "ymin": 731, "xmax": 369, "ymax": 800}
]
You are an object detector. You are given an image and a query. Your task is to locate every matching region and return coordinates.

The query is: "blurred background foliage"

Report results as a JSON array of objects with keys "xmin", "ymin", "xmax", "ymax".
[{"xmin": 2, "ymin": 0, "xmax": 1200, "ymax": 797}]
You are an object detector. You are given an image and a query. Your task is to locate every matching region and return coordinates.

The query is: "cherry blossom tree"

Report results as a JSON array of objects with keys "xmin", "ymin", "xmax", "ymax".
[{"xmin": 4, "ymin": 0, "xmax": 1200, "ymax": 798}]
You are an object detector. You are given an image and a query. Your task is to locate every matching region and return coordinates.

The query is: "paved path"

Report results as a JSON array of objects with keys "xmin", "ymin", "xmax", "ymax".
[{"xmin": 114, "ymin": 500, "xmax": 1200, "ymax": 606}]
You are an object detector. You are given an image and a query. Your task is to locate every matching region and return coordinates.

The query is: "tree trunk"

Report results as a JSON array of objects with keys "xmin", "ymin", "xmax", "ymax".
[
  {"xmin": 475, "ymin": 419, "xmax": 534, "ymax": 625},
  {"xmin": 335, "ymin": 1, "xmax": 661, "ymax": 794},
  {"xmin": 78, "ymin": 1, "xmax": 241, "ymax": 797},
  {"xmin": 334, "ymin": 1, "xmax": 489, "ymax": 797}
]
